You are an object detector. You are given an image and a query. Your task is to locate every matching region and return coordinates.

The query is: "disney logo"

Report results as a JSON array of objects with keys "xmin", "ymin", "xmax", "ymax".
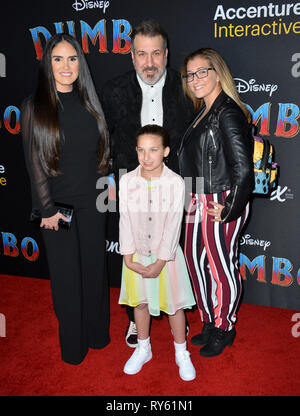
[
  {"xmin": 240, "ymin": 234, "xmax": 271, "ymax": 251},
  {"xmin": 234, "ymin": 78, "xmax": 278, "ymax": 97},
  {"xmin": 72, "ymin": 0, "xmax": 110, "ymax": 13}
]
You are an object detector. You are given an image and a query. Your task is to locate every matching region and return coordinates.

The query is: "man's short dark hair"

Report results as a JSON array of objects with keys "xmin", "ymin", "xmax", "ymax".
[{"xmin": 131, "ymin": 19, "xmax": 168, "ymax": 51}]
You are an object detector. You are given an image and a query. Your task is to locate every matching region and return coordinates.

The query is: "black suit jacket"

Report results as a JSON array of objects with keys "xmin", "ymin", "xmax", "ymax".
[{"xmin": 101, "ymin": 68, "xmax": 194, "ymax": 174}]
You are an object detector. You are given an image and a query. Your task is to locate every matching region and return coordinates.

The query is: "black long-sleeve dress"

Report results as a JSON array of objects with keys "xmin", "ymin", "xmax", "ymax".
[{"xmin": 21, "ymin": 89, "xmax": 110, "ymax": 364}]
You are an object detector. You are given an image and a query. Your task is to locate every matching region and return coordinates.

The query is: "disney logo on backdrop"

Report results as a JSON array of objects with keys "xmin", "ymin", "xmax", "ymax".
[
  {"xmin": 72, "ymin": 0, "xmax": 110, "ymax": 13},
  {"xmin": 270, "ymin": 185, "xmax": 294, "ymax": 202},
  {"xmin": 240, "ymin": 234, "xmax": 271, "ymax": 251},
  {"xmin": 0, "ymin": 53, "xmax": 6, "ymax": 78},
  {"xmin": 234, "ymin": 78, "xmax": 278, "ymax": 97}
]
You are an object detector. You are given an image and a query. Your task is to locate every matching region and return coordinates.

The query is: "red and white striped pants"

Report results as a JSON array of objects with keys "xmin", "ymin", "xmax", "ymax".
[{"xmin": 184, "ymin": 192, "xmax": 249, "ymax": 331}]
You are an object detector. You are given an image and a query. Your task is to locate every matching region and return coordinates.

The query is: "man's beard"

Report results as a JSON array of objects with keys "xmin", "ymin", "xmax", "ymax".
[{"xmin": 136, "ymin": 65, "xmax": 166, "ymax": 86}]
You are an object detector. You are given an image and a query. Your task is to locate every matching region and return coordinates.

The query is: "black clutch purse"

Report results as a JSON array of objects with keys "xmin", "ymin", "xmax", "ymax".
[{"xmin": 30, "ymin": 203, "xmax": 73, "ymax": 230}]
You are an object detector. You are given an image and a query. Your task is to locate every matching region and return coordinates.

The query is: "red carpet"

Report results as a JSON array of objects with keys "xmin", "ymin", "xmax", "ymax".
[{"xmin": 0, "ymin": 273, "xmax": 299, "ymax": 397}]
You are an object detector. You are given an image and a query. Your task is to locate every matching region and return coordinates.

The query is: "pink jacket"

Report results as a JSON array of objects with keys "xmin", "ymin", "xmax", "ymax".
[{"xmin": 119, "ymin": 164, "xmax": 185, "ymax": 261}]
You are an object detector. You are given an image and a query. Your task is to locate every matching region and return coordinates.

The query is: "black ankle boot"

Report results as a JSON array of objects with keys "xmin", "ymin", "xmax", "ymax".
[
  {"xmin": 190, "ymin": 322, "xmax": 215, "ymax": 346},
  {"xmin": 199, "ymin": 327, "xmax": 236, "ymax": 357}
]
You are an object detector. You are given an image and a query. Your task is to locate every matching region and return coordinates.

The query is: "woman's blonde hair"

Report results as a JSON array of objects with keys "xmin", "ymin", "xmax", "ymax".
[{"xmin": 181, "ymin": 48, "xmax": 251, "ymax": 122}]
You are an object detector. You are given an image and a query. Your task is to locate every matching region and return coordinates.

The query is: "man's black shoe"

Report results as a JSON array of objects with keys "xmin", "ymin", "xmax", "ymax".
[
  {"xmin": 199, "ymin": 327, "xmax": 236, "ymax": 357},
  {"xmin": 190, "ymin": 322, "xmax": 215, "ymax": 346}
]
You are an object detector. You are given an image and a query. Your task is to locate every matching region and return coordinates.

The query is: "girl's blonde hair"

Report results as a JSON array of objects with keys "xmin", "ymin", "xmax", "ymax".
[{"xmin": 181, "ymin": 48, "xmax": 251, "ymax": 122}]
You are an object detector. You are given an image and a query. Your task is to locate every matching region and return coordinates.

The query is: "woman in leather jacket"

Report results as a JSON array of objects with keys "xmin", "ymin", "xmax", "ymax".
[{"xmin": 178, "ymin": 48, "xmax": 253, "ymax": 357}]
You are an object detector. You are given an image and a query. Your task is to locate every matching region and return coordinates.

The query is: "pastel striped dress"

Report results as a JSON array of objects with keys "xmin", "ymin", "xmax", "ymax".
[{"xmin": 118, "ymin": 166, "xmax": 195, "ymax": 316}]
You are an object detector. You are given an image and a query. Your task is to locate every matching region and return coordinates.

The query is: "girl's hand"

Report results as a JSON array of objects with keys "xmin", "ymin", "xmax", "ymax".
[
  {"xmin": 40, "ymin": 212, "xmax": 70, "ymax": 231},
  {"xmin": 207, "ymin": 201, "xmax": 224, "ymax": 222},
  {"xmin": 124, "ymin": 255, "xmax": 148, "ymax": 275},
  {"xmin": 130, "ymin": 262, "xmax": 149, "ymax": 275},
  {"xmin": 142, "ymin": 259, "xmax": 166, "ymax": 279}
]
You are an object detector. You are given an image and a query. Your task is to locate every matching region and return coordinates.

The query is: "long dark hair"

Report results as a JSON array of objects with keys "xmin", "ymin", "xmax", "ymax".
[{"xmin": 33, "ymin": 33, "xmax": 109, "ymax": 176}]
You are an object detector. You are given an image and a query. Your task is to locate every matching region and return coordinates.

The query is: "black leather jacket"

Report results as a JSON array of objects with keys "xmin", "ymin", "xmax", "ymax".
[{"xmin": 178, "ymin": 91, "xmax": 253, "ymax": 223}]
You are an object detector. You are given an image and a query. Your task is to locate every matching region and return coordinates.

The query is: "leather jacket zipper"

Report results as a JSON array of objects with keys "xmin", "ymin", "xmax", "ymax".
[
  {"xmin": 209, "ymin": 128, "xmax": 217, "ymax": 149},
  {"xmin": 208, "ymin": 129, "xmax": 215, "ymax": 193},
  {"xmin": 201, "ymin": 134, "xmax": 207, "ymax": 178},
  {"xmin": 209, "ymin": 155, "xmax": 213, "ymax": 193}
]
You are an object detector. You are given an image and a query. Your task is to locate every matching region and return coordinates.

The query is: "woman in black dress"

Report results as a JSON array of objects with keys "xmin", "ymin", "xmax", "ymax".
[{"xmin": 21, "ymin": 34, "xmax": 110, "ymax": 364}]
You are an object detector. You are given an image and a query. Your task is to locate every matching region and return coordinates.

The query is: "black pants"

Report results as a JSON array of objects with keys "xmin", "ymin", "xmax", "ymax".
[
  {"xmin": 42, "ymin": 205, "xmax": 110, "ymax": 364},
  {"xmin": 126, "ymin": 305, "xmax": 135, "ymax": 322}
]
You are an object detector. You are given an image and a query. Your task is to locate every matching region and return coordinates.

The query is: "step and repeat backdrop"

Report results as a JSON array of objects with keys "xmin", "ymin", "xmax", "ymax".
[{"xmin": 1, "ymin": 0, "xmax": 299, "ymax": 310}]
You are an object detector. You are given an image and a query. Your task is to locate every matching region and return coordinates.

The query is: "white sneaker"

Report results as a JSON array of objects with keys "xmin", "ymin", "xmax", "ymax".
[
  {"xmin": 175, "ymin": 350, "xmax": 196, "ymax": 381},
  {"xmin": 123, "ymin": 345, "xmax": 152, "ymax": 375},
  {"xmin": 125, "ymin": 321, "xmax": 138, "ymax": 348}
]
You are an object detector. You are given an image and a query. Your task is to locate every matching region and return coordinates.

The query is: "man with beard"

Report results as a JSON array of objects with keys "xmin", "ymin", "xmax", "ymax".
[{"xmin": 101, "ymin": 19, "xmax": 194, "ymax": 347}]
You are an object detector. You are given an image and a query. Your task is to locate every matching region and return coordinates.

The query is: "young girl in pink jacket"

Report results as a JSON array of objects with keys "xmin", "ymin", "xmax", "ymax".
[{"xmin": 118, "ymin": 124, "xmax": 196, "ymax": 381}]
